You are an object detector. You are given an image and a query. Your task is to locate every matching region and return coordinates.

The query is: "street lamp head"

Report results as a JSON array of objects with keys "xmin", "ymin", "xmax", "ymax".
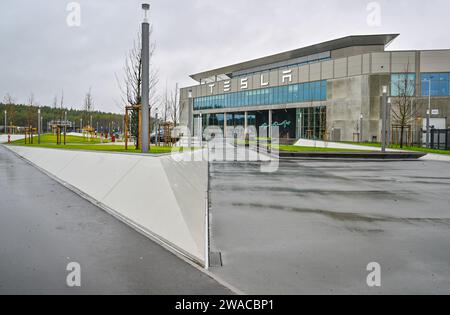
[
  {"xmin": 188, "ymin": 89, "xmax": 193, "ymax": 98},
  {"xmin": 142, "ymin": 3, "xmax": 150, "ymax": 22},
  {"xmin": 382, "ymin": 86, "xmax": 388, "ymax": 94}
]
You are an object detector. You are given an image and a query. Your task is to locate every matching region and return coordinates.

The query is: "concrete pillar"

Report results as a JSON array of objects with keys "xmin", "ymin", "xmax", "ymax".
[
  {"xmin": 141, "ymin": 21, "xmax": 150, "ymax": 153},
  {"xmin": 268, "ymin": 110, "xmax": 273, "ymax": 138},
  {"xmin": 223, "ymin": 113, "xmax": 227, "ymax": 138},
  {"xmin": 244, "ymin": 112, "xmax": 248, "ymax": 131}
]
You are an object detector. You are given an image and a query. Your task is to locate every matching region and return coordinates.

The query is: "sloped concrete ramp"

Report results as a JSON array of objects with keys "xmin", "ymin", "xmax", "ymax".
[{"xmin": 6, "ymin": 146, "xmax": 208, "ymax": 266}]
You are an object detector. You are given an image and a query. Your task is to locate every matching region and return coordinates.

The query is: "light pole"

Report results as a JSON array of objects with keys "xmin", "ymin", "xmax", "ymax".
[
  {"xmin": 64, "ymin": 111, "xmax": 67, "ymax": 145},
  {"xmin": 425, "ymin": 77, "xmax": 433, "ymax": 148},
  {"xmin": 387, "ymin": 97, "xmax": 392, "ymax": 147},
  {"xmin": 80, "ymin": 118, "xmax": 83, "ymax": 132},
  {"xmin": 3, "ymin": 110, "xmax": 6, "ymax": 135},
  {"xmin": 360, "ymin": 113, "xmax": 363, "ymax": 143},
  {"xmin": 188, "ymin": 90, "xmax": 193, "ymax": 148},
  {"xmin": 38, "ymin": 108, "xmax": 41, "ymax": 144},
  {"xmin": 381, "ymin": 86, "xmax": 388, "ymax": 153},
  {"xmin": 141, "ymin": 3, "xmax": 150, "ymax": 153}
]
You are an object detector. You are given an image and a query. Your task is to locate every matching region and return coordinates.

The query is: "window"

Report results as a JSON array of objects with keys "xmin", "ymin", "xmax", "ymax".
[
  {"xmin": 421, "ymin": 73, "xmax": 450, "ymax": 97},
  {"xmin": 391, "ymin": 73, "xmax": 416, "ymax": 96},
  {"xmin": 193, "ymin": 80, "xmax": 327, "ymax": 110}
]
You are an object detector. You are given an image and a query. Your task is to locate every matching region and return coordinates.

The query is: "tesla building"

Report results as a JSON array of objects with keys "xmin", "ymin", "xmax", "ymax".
[{"xmin": 179, "ymin": 34, "xmax": 450, "ymax": 142}]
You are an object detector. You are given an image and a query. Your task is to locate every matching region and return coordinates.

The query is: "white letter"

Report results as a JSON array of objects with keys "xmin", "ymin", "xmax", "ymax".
[
  {"xmin": 367, "ymin": 2, "xmax": 382, "ymax": 27},
  {"xmin": 66, "ymin": 262, "xmax": 81, "ymax": 287},
  {"xmin": 224, "ymin": 80, "xmax": 231, "ymax": 92},
  {"xmin": 282, "ymin": 70, "xmax": 292, "ymax": 83},
  {"xmin": 261, "ymin": 74, "xmax": 269, "ymax": 86},
  {"xmin": 208, "ymin": 84, "xmax": 215, "ymax": 94},
  {"xmin": 366, "ymin": 262, "xmax": 381, "ymax": 287},
  {"xmin": 240, "ymin": 78, "xmax": 248, "ymax": 90},
  {"xmin": 66, "ymin": 2, "xmax": 81, "ymax": 27}
]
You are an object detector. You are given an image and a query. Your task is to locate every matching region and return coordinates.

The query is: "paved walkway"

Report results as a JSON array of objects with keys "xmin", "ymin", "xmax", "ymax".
[
  {"xmin": 295, "ymin": 139, "xmax": 450, "ymax": 162},
  {"xmin": 0, "ymin": 146, "xmax": 232, "ymax": 295},
  {"xmin": 209, "ymin": 159, "xmax": 450, "ymax": 294}
]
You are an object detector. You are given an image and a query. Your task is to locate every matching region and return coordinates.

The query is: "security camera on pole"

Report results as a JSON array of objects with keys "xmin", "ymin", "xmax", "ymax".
[{"xmin": 141, "ymin": 3, "xmax": 150, "ymax": 153}]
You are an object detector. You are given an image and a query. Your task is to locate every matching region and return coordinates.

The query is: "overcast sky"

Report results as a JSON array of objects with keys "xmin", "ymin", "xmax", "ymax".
[{"xmin": 1, "ymin": 0, "xmax": 449, "ymax": 113}]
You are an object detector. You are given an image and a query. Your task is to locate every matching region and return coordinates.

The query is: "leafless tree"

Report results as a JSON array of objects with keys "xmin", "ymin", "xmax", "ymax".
[
  {"xmin": 116, "ymin": 29, "xmax": 158, "ymax": 148},
  {"xmin": 390, "ymin": 65, "xmax": 422, "ymax": 148},
  {"xmin": 26, "ymin": 93, "xmax": 37, "ymax": 128},
  {"xmin": 3, "ymin": 93, "xmax": 16, "ymax": 127},
  {"xmin": 84, "ymin": 87, "xmax": 94, "ymax": 126},
  {"xmin": 170, "ymin": 83, "xmax": 180, "ymax": 126}
]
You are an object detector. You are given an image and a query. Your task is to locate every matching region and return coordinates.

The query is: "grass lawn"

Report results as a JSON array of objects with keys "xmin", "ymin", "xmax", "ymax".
[
  {"xmin": 8, "ymin": 134, "xmax": 184, "ymax": 154},
  {"xmin": 11, "ymin": 134, "xmax": 107, "ymax": 145},
  {"xmin": 344, "ymin": 142, "xmax": 450, "ymax": 156},
  {"xmin": 276, "ymin": 145, "xmax": 370, "ymax": 153},
  {"xmin": 8, "ymin": 143, "xmax": 184, "ymax": 154}
]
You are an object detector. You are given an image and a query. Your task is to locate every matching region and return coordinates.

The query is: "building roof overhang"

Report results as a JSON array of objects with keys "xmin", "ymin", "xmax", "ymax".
[{"xmin": 190, "ymin": 34, "xmax": 399, "ymax": 82}]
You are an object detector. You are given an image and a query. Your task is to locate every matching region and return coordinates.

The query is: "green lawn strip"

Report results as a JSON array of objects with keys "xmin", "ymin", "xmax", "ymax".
[
  {"xmin": 10, "ymin": 134, "xmax": 107, "ymax": 145},
  {"xmin": 343, "ymin": 142, "xmax": 450, "ymax": 156},
  {"xmin": 8, "ymin": 143, "xmax": 184, "ymax": 154}
]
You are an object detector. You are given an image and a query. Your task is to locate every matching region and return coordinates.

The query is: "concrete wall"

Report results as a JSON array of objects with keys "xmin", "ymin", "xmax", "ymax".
[
  {"xmin": 6, "ymin": 146, "xmax": 208, "ymax": 266},
  {"xmin": 327, "ymin": 75, "xmax": 370, "ymax": 142},
  {"xmin": 0, "ymin": 135, "xmax": 25, "ymax": 143}
]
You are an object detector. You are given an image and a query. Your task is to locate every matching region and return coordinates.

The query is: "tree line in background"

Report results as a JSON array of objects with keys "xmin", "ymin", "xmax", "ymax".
[
  {"xmin": 1, "ymin": 25, "xmax": 181, "ymax": 140},
  {"xmin": 0, "ymin": 92, "xmax": 123, "ymax": 133}
]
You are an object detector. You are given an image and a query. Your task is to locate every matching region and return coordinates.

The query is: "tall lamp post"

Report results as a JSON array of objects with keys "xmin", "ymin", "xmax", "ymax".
[
  {"xmin": 381, "ymin": 86, "xmax": 388, "ymax": 153},
  {"xmin": 425, "ymin": 77, "xmax": 433, "ymax": 148},
  {"xmin": 3, "ymin": 110, "xmax": 6, "ymax": 135},
  {"xmin": 360, "ymin": 113, "xmax": 364, "ymax": 143},
  {"xmin": 140, "ymin": 3, "xmax": 150, "ymax": 153},
  {"xmin": 64, "ymin": 111, "xmax": 67, "ymax": 145},
  {"xmin": 38, "ymin": 108, "xmax": 41, "ymax": 144}
]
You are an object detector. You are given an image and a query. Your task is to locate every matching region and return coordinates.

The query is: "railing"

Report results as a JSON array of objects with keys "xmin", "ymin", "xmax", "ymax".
[{"xmin": 430, "ymin": 129, "xmax": 450, "ymax": 151}]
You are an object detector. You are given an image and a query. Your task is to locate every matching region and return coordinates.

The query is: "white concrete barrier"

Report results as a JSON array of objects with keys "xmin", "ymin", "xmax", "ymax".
[
  {"xmin": 0, "ymin": 135, "xmax": 25, "ymax": 143},
  {"xmin": 6, "ymin": 146, "xmax": 208, "ymax": 266},
  {"xmin": 295, "ymin": 139, "xmax": 401, "ymax": 152}
]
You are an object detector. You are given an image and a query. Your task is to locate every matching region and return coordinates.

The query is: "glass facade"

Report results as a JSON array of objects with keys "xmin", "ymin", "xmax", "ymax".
[
  {"xmin": 391, "ymin": 73, "xmax": 416, "ymax": 96},
  {"xmin": 296, "ymin": 107, "xmax": 327, "ymax": 140},
  {"xmin": 421, "ymin": 73, "xmax": 450, "ymax": 96},
  {"xmin": 194, "ymin": 108, "xmax": 327, "ymax": 140},
  {"xmin": 193, "ymin": 80, "xmax": 327, "ymax": 111}
]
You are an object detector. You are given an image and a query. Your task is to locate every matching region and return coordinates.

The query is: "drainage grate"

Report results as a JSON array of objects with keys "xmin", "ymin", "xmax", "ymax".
[{"xmin": 209, "ymin": 252, "xmax": 223, "ymax": 267}]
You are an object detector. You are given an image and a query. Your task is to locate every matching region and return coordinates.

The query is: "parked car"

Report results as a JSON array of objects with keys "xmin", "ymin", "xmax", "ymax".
[{"xmin": 150, "ymin": 129, "xmax": 165, "ymax": 144}]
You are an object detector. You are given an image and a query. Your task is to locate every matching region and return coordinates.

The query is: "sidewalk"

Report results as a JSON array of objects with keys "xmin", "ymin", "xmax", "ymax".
[{"xmin": 294, "ymin": 139, "xmax": 450, "ymax": 162}]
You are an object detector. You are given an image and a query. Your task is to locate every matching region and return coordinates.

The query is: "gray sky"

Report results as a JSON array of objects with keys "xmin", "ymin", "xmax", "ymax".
[{"xmin": 1, "ymin": 0, "xmax": 449, "ymax": 113}]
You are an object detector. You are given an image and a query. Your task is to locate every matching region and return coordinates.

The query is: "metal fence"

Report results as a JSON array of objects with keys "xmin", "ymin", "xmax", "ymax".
[{"xmin": 430, "ymin": 129, "xmax": 450, "ymax": 151}]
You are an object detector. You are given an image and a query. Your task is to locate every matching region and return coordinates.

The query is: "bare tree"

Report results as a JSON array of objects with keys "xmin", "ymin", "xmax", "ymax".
[
  {"xmin": 116, "ymin": 29, "xmax": 158, "ymax": 148},
  {"xmin": 170, "ymin": 83, "xmax": 180, "ymax": 127},
  {"xmin": 3, "ymin": 93, "xmax": 16, "ymax": 128},
  {"xmin": 84, "ymin": 87, "xmax": 94, "ymax": 126},
  {"xmin": 26, "ymin": 93, "xmax": 37, "ymax": 128},
  {"xmin": 390, "ymin": 65, "xmax": 421, "ymax": 148},
  {"xmin": 161, "ymin": 82, "xmax": 170, "ymax": 123}
]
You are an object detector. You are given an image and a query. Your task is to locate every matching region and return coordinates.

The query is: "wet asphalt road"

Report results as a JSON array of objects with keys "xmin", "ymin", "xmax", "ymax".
[
  {"xmin": 209, "ymin": 159, "xmax": 450, "ymax": 294},
  {"xmin": 0, "ymin": 146, "xmax": 232, "ymax": 295}
]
